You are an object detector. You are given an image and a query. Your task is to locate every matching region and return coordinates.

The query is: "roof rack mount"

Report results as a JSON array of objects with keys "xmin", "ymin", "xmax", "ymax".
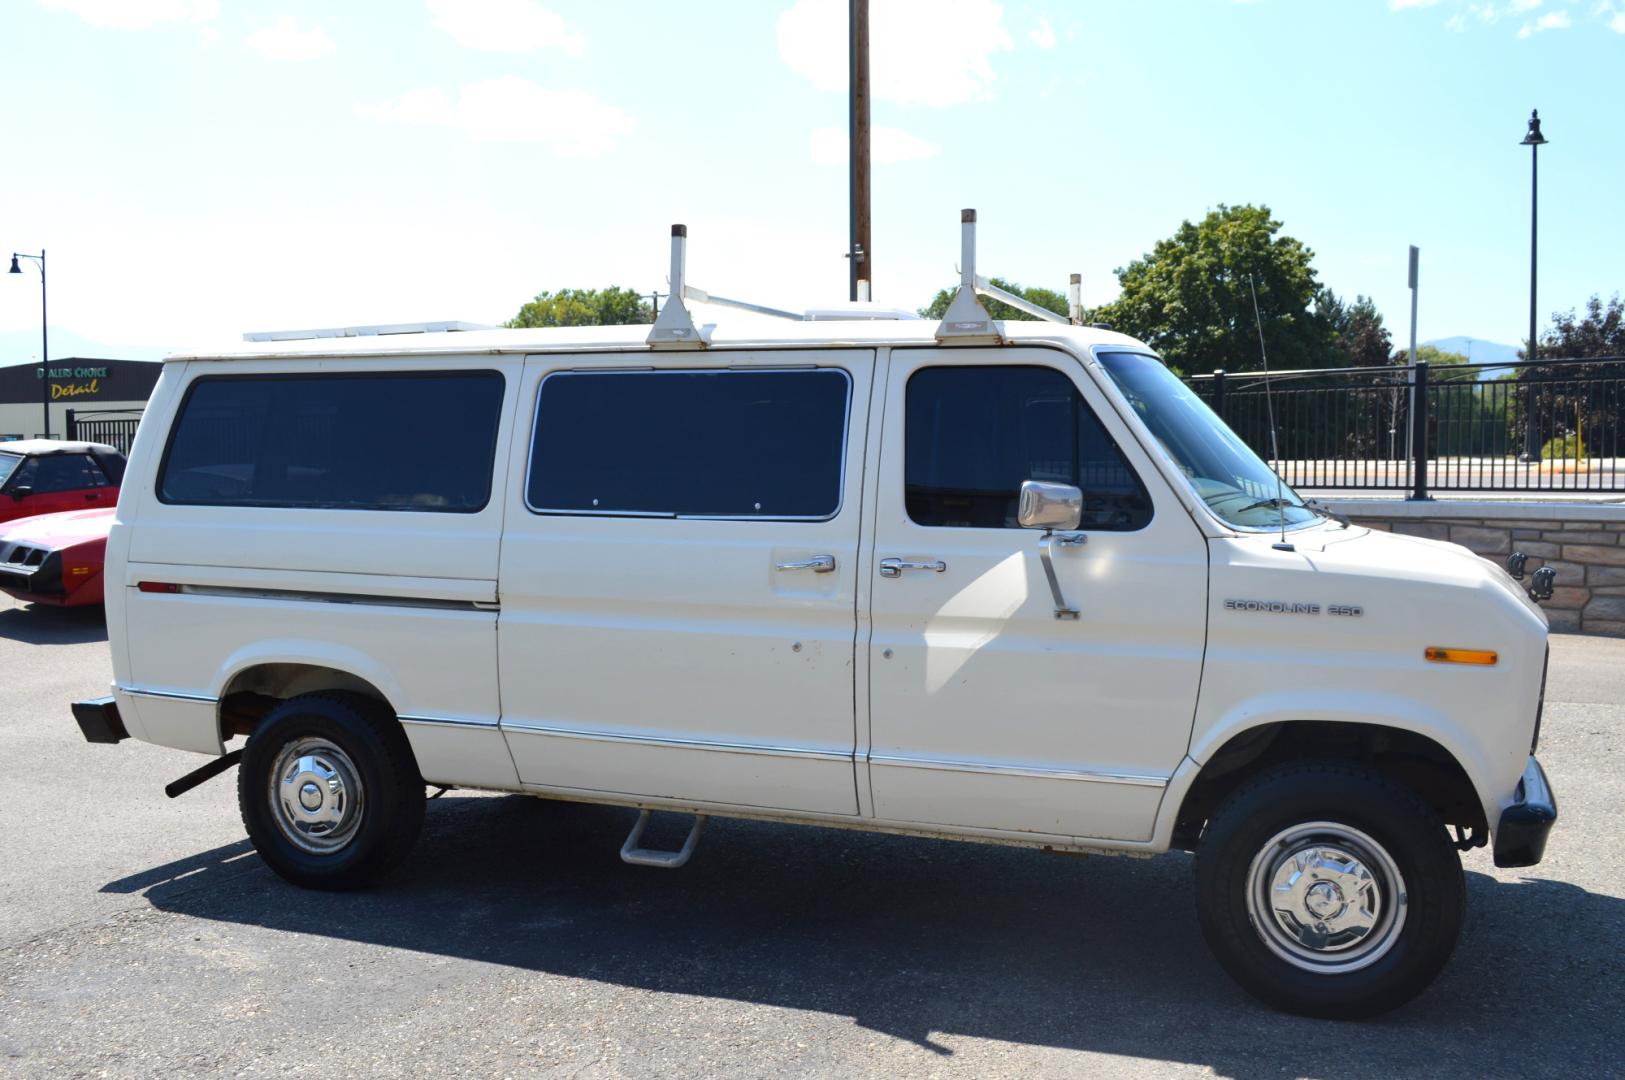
[
  {"xmin": 935, "ymin": 209, "xmax": 1080, "ymax": 344},
  {"xmin": 648, "ymin": 226, "xmax": 806, "ymax": 349}
]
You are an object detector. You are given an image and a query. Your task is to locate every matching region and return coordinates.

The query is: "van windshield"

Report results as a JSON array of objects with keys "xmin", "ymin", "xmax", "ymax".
[
  {"xmin": 0, "ymin": 452, "xmax": 20, "ymax": 489},
  {"xmin": 1096, "ymin": 351, "xmax": 1320, "ymax": 531}
]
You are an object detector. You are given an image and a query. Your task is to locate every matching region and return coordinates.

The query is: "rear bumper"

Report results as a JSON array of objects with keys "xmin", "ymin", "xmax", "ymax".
[
  {"xmin": 1493, "ymin": 755, "xmax": 1557, "ymax": 868},
  {"xmin": 72, "ymin": 696, "xmax": 129, "ymax": 744}
]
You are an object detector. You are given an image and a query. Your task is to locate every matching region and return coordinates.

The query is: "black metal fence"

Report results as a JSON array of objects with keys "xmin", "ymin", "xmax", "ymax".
[
  {"xmin": 65, "ymin": 408, "xmax": 142, "ymax": 456},
  {"xmin": 1186, "ymin": 356, "xmax": 1625, "ymax": 497}
]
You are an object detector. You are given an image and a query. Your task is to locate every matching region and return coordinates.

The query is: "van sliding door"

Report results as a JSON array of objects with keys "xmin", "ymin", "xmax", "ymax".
[{"xmin": 497, "ymin": 352, "xmax": 873, "ymax": 815}]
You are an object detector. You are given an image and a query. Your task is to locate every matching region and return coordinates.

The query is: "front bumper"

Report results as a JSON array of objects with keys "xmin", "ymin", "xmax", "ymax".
[
  {"xmin": 72, "ymin": 696, "xmax": 129, "ymax": 744},
  {"xmin": 1493, "ymin": 755, "xmax": 1557, "ymax": 868}
]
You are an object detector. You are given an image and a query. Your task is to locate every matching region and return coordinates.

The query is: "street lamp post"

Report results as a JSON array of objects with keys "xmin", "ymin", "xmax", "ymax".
[
  {"xmin": 1518, "ymin": 110, "xmax": 1547, "ymax": 463},
  {"xmin": 8, "ymin": 249, "xmax": 50, "ymax": 440}
]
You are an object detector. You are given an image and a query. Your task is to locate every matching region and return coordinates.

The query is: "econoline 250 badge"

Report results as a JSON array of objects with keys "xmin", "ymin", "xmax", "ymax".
[{"xmin": 1224, "ymin": 599, "xmax": 1364, "ymax": 616}]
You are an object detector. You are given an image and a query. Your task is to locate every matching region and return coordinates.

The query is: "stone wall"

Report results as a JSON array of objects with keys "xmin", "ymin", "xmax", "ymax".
[{"xmin": 1323, "ymin": 499, "xmax": 1625, "ymax": 636}]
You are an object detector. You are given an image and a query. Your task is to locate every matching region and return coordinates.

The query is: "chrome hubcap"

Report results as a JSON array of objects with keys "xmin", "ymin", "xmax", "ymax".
[
  {"xmin": 1245, "ymin": 821, "xmax": 1407, "ymax": 973},
  {"xmin": 269, "ymin": 738, "xmax": 365, "ymax": 854}
]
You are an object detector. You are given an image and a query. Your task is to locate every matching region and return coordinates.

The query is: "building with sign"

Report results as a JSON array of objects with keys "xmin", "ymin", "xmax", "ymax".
[{"xmin": 0, "ymin": 357, "xmax": 160, "ymax": 448}]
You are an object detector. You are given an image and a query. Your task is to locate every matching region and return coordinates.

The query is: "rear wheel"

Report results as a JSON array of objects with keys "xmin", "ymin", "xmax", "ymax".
[
  {"xmin": 239, "ymin": 693, "xmax": 424, "ymax": 890},
  {"xmin": 1195, "ymin": 762, "xmax": 1464, "ymax": 1019}
]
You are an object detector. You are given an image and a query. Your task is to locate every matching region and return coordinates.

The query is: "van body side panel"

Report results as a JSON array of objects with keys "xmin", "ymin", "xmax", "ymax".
[
  {"xmin": 1191, "ymin": 532, "xmax": 1548, "ymax": 834},
  {"xmin": 119, "ymin": 356, "xmax": 520, "ymax": 788},
  {"xmin": 103, "ymin": 362, "xmax": 189, "ymax": 746},
  {"xmin": 497, "ymin": 351, "xmax": 871, "ymax": 816},
  {"xmin": 864, "ymin": 346, "xmax": 1210, "ymax": 842}
]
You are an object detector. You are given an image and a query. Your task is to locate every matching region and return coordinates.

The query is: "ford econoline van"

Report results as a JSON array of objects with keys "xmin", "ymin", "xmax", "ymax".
[{"xmin": 71, "ymin": 225, "xmax": 1557, "ymax": 1019}]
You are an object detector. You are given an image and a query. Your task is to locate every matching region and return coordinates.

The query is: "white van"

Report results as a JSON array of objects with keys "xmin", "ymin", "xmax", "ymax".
[{"xmin": 72, "ymin": 222, "xmax": 1556, "ymax": 1019}]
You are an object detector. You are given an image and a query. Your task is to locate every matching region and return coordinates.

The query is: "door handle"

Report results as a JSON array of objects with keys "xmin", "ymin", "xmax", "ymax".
[
  {"xmin": 878, "ymin": 557, "xmax": 947, "ymax": 578},
  {"xmin": 775, "ymin": 554, "xmax": 836, "ymax": 573}
]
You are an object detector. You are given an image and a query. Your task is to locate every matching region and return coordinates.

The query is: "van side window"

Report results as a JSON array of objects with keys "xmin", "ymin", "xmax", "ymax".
[
  {"xmin": 905, "ymin": 365, "xmax": 1152, "ymax": 530},
  {"xmin": 158, "ymin": 372, "xmax": 505, "ymax": 512},
  {"xmin": 528, "ymin": 369, "xmax": 849, "ymax": 519}
]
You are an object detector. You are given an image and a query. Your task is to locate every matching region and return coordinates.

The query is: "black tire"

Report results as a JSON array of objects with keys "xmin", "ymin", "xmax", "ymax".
[
  {"xmin": 238, "ymin": 692, "xmax": 424, "ymax": 890},
  {"xmin": 1194, "ymin": 761, "xmax": 1464, "ymax": 1019}
]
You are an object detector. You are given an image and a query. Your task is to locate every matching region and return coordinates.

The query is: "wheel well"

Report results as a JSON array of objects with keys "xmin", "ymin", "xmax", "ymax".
[
  {"xmin": 217, "ymin": 664, "xmax": 395, "ymax": 741},
  {"xmin": 1171, "ymin": 721, "xmax": 1485, "ymax": 852}
]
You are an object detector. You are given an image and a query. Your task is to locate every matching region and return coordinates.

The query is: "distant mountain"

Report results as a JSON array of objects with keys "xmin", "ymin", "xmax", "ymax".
[
  {"xmin": 0, "ymin": 327, "xmax": 171, "ymax": 367},
  {"xmin": 1424, "ymin": 337, "xmax": 1521, "ymax": 366},
  {"xmin": 1422, "ymin": 337, "xmax": 1520, "ymax": 381}
]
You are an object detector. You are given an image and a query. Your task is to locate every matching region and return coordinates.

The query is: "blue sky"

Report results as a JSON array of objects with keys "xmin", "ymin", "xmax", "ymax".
[{"xmin": 1, "ymin": 0, "xmax": 1620, "ymax": 360}]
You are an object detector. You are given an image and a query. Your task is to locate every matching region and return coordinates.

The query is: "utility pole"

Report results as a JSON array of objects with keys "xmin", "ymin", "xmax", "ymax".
[{"xmin": 849, "ymin": 0, "xmax": 870, "ymax": 301}]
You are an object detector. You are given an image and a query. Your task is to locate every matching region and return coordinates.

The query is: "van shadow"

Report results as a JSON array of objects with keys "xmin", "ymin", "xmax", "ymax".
[
  {"xmin": 0, "ymin": 601, "xmax": 107, "ymax": 644},
  {"xmin": 116, "ymin": 795, "xmax": 1622, "ymax": 1078}
]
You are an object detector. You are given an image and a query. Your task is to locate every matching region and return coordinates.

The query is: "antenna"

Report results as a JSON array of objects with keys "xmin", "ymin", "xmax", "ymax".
[{"xmin": 1247, "ymin": 274, "xmax": 1294, "ymax": 552}]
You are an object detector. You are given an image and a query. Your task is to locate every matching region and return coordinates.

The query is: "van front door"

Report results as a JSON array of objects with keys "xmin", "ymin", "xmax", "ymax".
[
  {"xmin": 865, "ymin": 348, "xmax": 1208, "ymax": 842},
  {"xmin": 497, "ymin": 353, "xmax": 873, "ymax": 816}
]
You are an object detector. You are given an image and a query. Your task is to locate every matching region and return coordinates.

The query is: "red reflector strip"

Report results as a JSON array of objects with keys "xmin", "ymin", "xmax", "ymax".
[{"xmin": 138, "ymin": 581, "xmax": 182, "ymax": 593}]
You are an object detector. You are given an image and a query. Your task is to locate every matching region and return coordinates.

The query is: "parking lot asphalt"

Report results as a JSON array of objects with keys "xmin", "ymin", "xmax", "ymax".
[{"xmin": 1, "ymin": 593, "xmax": 1621, "ymax": 1079}]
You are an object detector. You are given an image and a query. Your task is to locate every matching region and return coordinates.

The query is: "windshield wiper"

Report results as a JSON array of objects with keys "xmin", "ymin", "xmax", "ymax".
[
  {"xmin": 1304, "ymin": 498, "xmax": 1352, "ymax": 528},
  {"xmin": 1237, "ymin": 497, "xmax": 1300, "ymax": 514}
]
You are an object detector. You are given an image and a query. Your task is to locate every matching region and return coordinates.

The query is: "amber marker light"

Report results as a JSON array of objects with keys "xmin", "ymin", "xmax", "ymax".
[{"xmin": 1425, "ymin": 647, "xmax": 1499, "ymax": 666}]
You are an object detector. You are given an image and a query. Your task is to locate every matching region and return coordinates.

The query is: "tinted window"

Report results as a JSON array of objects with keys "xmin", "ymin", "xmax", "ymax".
[
  {"xmin": 906, "ymin": 365, "xmax": 1152, "ymax": 530},
  {"xmin": 160, "ymin": 372, "xmax": 505, "ymax": 512},
  {"xmin": 8, "ymin": 454, "xmax": 105, "ymax": 493},
  {"xmin": 529, "ymin": 369, "xmax": 849, "ymax": 519},
  {"xmin": 0, "ymin": 452, "xmax": 21, "ymax": 489}
]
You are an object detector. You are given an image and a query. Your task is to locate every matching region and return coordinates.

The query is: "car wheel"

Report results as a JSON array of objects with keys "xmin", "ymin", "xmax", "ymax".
[
  {"xmin": 1194, "ymin": 761, "xmax": 1465, "ymax": 1019},
  {"xmin": 238, "ymin": 692, "xmax": 424, "ymax": 890}
]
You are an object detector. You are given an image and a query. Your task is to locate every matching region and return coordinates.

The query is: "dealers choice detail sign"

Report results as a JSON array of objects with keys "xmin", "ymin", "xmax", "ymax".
[{"xmin": 38, "ymin": 365, "xmax": 112, "ymax": 400}]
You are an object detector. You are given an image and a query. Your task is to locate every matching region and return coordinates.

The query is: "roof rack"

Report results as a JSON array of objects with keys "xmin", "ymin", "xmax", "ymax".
[
  {"xmin": 243, "ymin": 321, "xmax": 492, "ymax": 343},
  {"xmin": 935, "ymin": 209, "xmax": 1079, "ymax": 344},
  {"xmin": 646, "ymin": 211, "xmax": 1083, "ymax": 349}
]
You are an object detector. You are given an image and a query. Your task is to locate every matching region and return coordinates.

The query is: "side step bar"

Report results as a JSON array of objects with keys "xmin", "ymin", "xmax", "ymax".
[{"xmin": 620, "ymin": 810, "xmax": 706, "ymax": 869}]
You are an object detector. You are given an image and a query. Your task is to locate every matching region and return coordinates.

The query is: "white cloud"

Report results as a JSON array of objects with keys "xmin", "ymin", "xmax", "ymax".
[
  {"xmin": 357, "ymin": 77, "xmax": 633, "ymax": 157},
  {"xmin": 1613, "ymin": 11, "xmax": 1625, "ymax": 30},
  {"xmin": 1508, "ymin": 0, "xmax": 1543, "ymax": 11},
  {"xmin": 1028, "ymin": 16, "xmax": 1056, "ymax": 49},
  {"xmin": 809, "ymin": 125, "xmax": 941, "ymax": 165},
  {"xmin": 777, "ymin": 0, "xmax": 1015, "ymax": 107},
  {"xmin": 1517, "ymin": 8, "xmax": 1572, "ymax": 33},
  {"xmin": 427, "ymin": 0, "xmax": 584, "ymax": 54},
  {"xmin": 248, "ymin": 16, "xmax": 335, "ymax": 62},
  {"xmin": 1446, "ymin": 12, "xmax": 1468, "ymax": 27},
  {"xmin": 40, "ymin": 0, "xmax": 216, "ymax": 31}
]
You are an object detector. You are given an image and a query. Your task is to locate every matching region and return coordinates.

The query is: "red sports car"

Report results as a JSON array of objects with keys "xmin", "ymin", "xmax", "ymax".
[
  {"xmin": 0, "ymin": 506, "xmax": 115, "ymax": 607},
  {"xmin": 0, "ymin": 440, "xmax": 124, "ymax": 525}
]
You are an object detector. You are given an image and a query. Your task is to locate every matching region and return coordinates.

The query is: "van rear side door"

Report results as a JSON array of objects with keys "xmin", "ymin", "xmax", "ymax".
[
  {"xmin": 120, "ymin": 360, "xmax": 519, "ymax": 785},
  {"xmin": 497, "ymin": 352, "xmax": 872, "ymax": 815}
]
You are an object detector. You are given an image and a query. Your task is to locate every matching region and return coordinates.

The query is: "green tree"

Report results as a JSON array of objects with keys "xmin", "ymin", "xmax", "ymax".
[
  {"xmin": 918, "ymin": 277, "xmax": 1069, "ymax": 321},
  {"xmin": 1538, "ymin": 293, "xmax": 1625, "ymax": 359},
  {"xmin": 1091, "ymin": 204, "xmax": 1329, "ymax": 375},
  {"xmin": 1407, "ymin": 343, "xmax": 1473, "ymax": 382},
  {"xmin": 506, "ymin": 286, "xmax": 653, "ymax": 328},
  {"xmin": 1319, "ymin": 290, "xmax": 1392, "ymax": 368},
  {"xmin": 1523, "ymin": 294, "xmax": 1625, "ymax": 457}
]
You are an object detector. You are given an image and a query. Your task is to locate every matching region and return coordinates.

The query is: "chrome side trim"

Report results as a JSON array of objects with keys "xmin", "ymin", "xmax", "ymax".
[
  {"xmin": 175, "ymin": 584, "xmax": 495, "ymax": 612},
  {"xmin": 117, "ymin": 686, "xmax": 219, "ymax": 705},
  {"xmin": 868, "ymin": 753, "xmax": 1168, "ymax": 788},
  {"xmin": 399, "ymin": 715, "xmax": 500, "ymax": 730},
  {"xmin": 500, "ymin": 721, "xmax": 852, "ymax": 763}
]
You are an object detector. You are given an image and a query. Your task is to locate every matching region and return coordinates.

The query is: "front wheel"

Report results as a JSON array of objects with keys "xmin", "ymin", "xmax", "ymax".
[
  {"xmin": 1195, "ymin": 762, "xmax": 1465, "ymax": 1019},
  {"xmin": 238, "ymin": 693, "xmax": 425, "ymax": 890}
]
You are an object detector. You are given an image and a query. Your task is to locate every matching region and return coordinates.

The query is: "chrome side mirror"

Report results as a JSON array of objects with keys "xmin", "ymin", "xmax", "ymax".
[{"xmin": 1018, "ymin": 480, "xmax": 1082, "ymax": 531}]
